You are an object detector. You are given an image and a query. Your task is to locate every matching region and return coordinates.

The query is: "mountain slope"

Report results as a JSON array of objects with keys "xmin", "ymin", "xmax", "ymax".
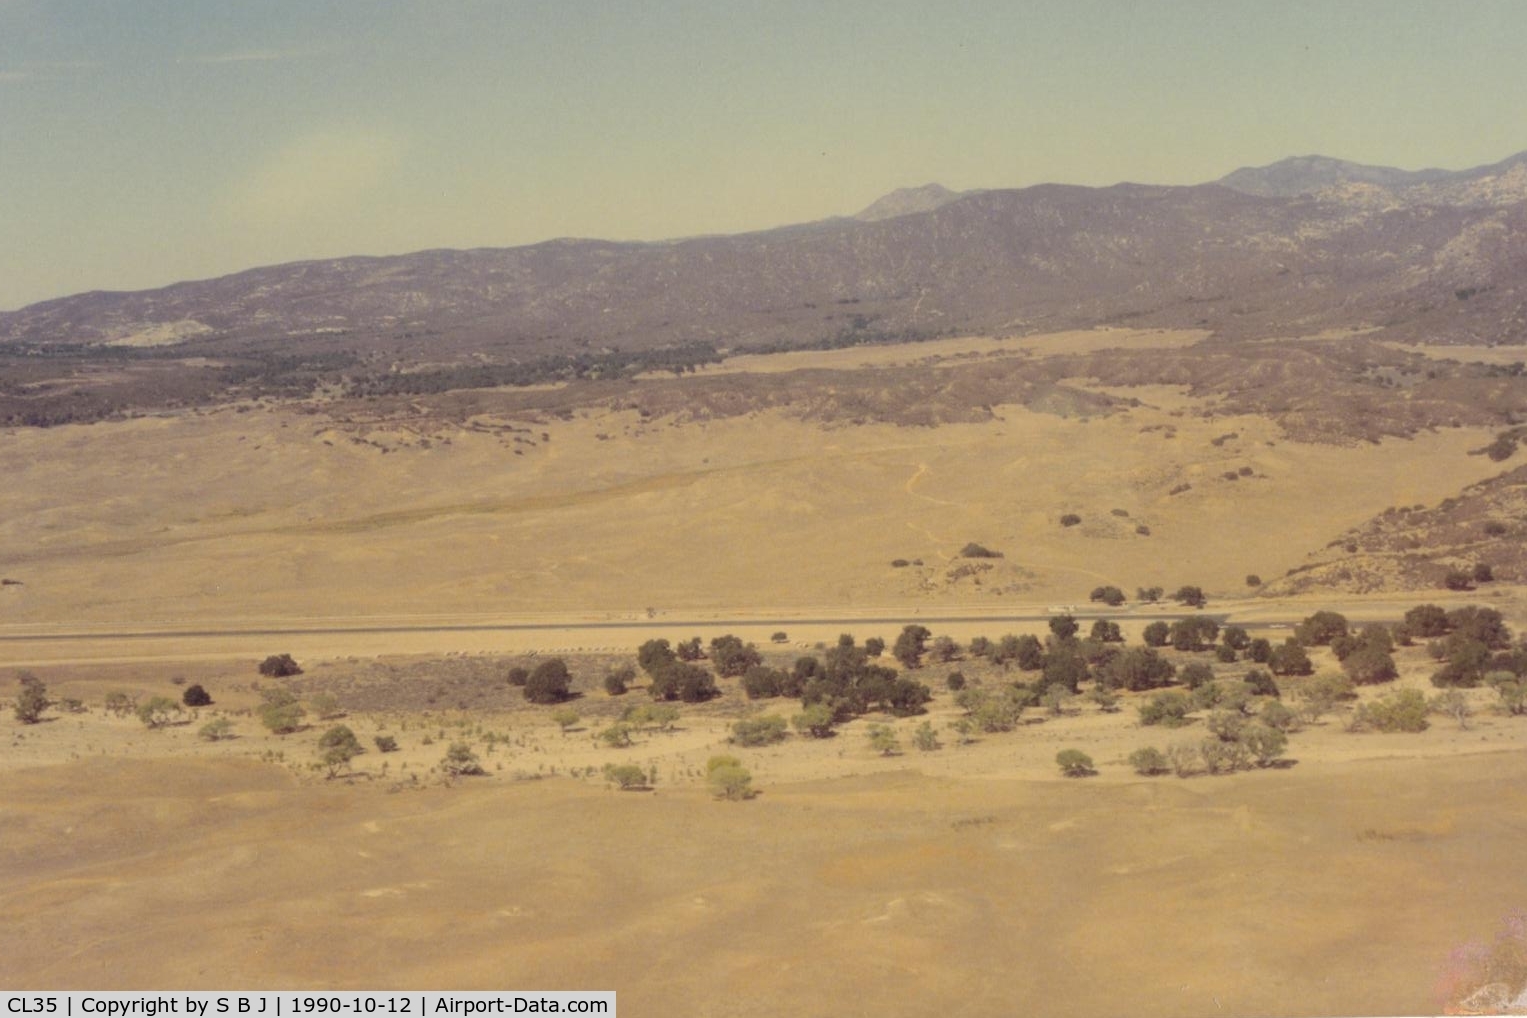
[{"xmin": 5, "ymin": 153, "xmax": 1527, "ymax": 363}]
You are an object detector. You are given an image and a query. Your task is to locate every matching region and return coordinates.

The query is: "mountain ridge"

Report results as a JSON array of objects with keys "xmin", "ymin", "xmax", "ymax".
[{"xmin": 4, "ymin": 149, "xmax": 1526, "ymax": 361}]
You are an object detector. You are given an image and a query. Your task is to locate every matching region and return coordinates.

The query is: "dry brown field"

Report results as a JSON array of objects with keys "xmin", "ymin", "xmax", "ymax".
[{"xmin": 4, "ymin": 330, "xmax": 1527, "ymax": 1014}]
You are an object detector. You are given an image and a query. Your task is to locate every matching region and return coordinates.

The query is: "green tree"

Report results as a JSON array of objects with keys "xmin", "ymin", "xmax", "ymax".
[
  {"xmin": 1222, "ymin": 626, "xmax": 1251, "ymax": 651},
  {"xmin": 1139, "ymin": 690, "xmax": 1193, "ymax": 727},
  {"xmin": 318, "ymin": 725, "xmax": 364, "ymax": 777},
  {"xmin": 257, "ymin": 653, "xmax": 302, "ymax": 677},
  {"xmin": 103, "ymin": 691, "xmax": 135, "ymax": 718},
  {"xmin": 1099, "ymin": 647, "xmax": 1174, "ymax": 690},
  {"xmin": 1090, "ymin": 619, "xmax": 1123, "ymax": 643},
  {"xmin": 893, "ymin": 625, "xmax": 932, "ymax": 668},
  {"xmin": 258, "ymin": 688, "xmax": 306, "ymax": 734},
  {"xmin": 1268, "ymin": 640, "xmax": 1314, "ymax": 677},
  {"xmin": 1089, "ymin": 585, "xmax": 1127, "ymax": 606},
  {"xmin": 603, "ymin": 763, "xmax": 648, "ymax": 790},
  {"xmin": 551, "ymin": 708, "xmax": 581, "ymax": 734},
  {"xmin": 732, "ymin": 714, "xmax": 788, "ymax": 747},
  {"xmin": 13, "ymin": 672, "xmax": 48, "ymax": 724},
  {"xmin": 1048, "ymin": 614, "xmax": 1080, "ymax": 642},
  {"xmin": 741, "ymin": 665, "xmax": 784, "ymax": 699},
  {"xmin": 792, "ymin": 703, "xmax": 837, "ymax": 738},
  {"xmin": 1342, "ymin": 645, "xmax": 1398, "ymax": 685},
  {"xmin": 1404, "ymin": 604, "xmax": 1451, "ymax": 638},
  {"xmin": 1246, "ymin": 637, "xmax": 1273, "ymax": 663},
  {"xmin": 603, "ymin": 665, "xmax": 633, "ymax": 696},
  {"xmin": 441, "ymin": 742, "xmax": 484, "ymax": 776},
  {"xmin": 195, "ymin": 717, "xmax": 232, "ymax": 741},
  {"xmin": 524, "ymin": 658, "xmax": 572, "ymax": 704},
  {"xmin": 1352, "ymin": 689, "xmax": 1429, "ymax": 733},
  {"xmin": 1129, "ymin": 746, "xmax": 1168, "ymax": 775},
  {"xmin": 705, "ymin": 756, "xmax": 753, "ymax": 800},
  {"xmin": 1172, "ymin": 585, "xmax": 1207, "ymax": 608},
  {"xmin": 1056, "ymin": 749, "xmax": 1094, "ymax": 777},
  {"xmin": 1142, "ymin": 621, "xmax": 1171, "ymax": 648},
  {"xmin": 649, "ymin": 661, "xmax": 718, "ymax": 702},
  {"xmin": 709, "ymin": 635, "xmax": 762, "ymax": 677},
  {"xmin": 1294, "ymin": 611, "xmax": 1349, "ymax": 647},
  {"xmin": 136, "ymin": 695, "xmax": 182, "ymax": 729}
]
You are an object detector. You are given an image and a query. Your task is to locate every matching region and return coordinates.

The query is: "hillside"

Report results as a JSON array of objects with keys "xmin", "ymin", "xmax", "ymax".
[{"xmin": 4, "ymin": 150, "xmax": 1527, "ymax": 373}]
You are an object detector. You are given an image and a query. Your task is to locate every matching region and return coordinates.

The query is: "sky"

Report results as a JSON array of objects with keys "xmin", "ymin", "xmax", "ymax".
[{"xmin": 1, "ymin": 0, "xmax": 1525, "ymax": 311}]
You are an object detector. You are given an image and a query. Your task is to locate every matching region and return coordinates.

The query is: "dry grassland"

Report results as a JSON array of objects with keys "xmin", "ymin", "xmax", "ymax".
[{"xmin": 4, "ymin": 330, "xmax": 1527, "ymax": 1013}]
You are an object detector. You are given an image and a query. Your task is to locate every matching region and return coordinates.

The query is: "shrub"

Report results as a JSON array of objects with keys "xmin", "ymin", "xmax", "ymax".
[
  {"xmin": 771, "ymin": 631, "xmax": 789, "ymax": 643},
  {"xmin": 1056, "ymin": 749, "xmax": 1094, "ymax": 777},
  {"xmin": 959, "ymin": 542, "xmax": 1004, "ymax": 558},
  {"xmin": 199, "ymin": 718, "xmax": 234, "ymax": 741},
  {"xmin": 1206, "ymin": 709, "xmax": 1247, "ymax": 743},
  {"xmin": 1215, "ymin": 645, "xmax": 1238, "ymax": 663},
  {"xmin": 866, "ymin": 724, "xmax": 900, "ymax": 756},
  {"xmin": 1199, "ymin": 737, "xmax": 1249, "ymax": 775},
  {"xmin": 1166, "ymin": 742, "xmax": 1200, "ymax": 777},
  {"xmin": 441, "ymin": 742, "xmax": 484, "ymax": 776},
  {"xmin": 1129, "ymin": 746, "xmax": 1169, "ymax": 776},
  {"xmin": 1242, "ymin": 668, "xmax": 1280, "ymax": 698},
  {"xmin": 318, "ymin": 725, "xmax": 364, "ymax": 776},
  {"xmin": 13, "ymin": 673, "xmax": 47, "ymax": 724},
  {"xmin": 1444, "ymin": 569, "xmax": 1474, "ymax": 591},
  {"xmin": 257, "ymin": 689, "xmax": 306, "ymax": 734},
  {"xmin": 945, "ymin": 671, "xmax": 967, "ymax": 691},
  {"xmin": 1240, "ymin": 723, "xmax": 1287, "ymax": 766},
  {"xmin": 705, "ymin": 757, "xmax": 753, "ymax": 800},
  {"xmin": 650, "ymin": 662, "xmax": 719, "ymax": 702},
  {"xmin": 1288, "ymin": 671, "xmax": 1354, "ymax": 722},
  {"xmin": 506, "ymin": 666, "xmax": 530, "ymax": 686},
  {"xmin": 103, "ymin": 691, "xmax": 135, "ymax": 717},
  {"xmin": 1245, "ymin": 574, "xmax": 1262, "ymax": 587},
  {"xmin": 598, "ymin": 723, "xmax": 633, "ymax": 748},
  {"xmin": 1352, "ymin": 689, "xmax": 1429, "ymax": 733},
  {"xmin": 792, "ymin": 703, "xmax": 837, "ymax": 738},
  {"xmin": 1488, "ymin": 672, "xmax": 1527, "ymax": 715},
  {"xmin": 1404, "ymin": 604, "xmax": 1451, "ymax": 638},
  {"xmin": 1246, "ymin": 638, "xmax": 1273, "ymax": 663},
  {"xmin": 603, "ymin": 665, "xmax": 634, "ymax": 696},
  {"xmin": 309, "ymin": 693, "xmax": 342, "ymax": 720},
  {"xmin": 732, "ymin": 714, "xmax": 788, "ymax": 747},
  {"xmin": 524, "ymin": 659, "xmax": 572, "ymax": 704},
  {"xmin": 603, "ymin": 763, "xmax": 648, "ymax": 790},
  {"xmin": 182, "ymin": 684, "xmax": 212, "ymax": 707},
  {"xmin": 1139, "ymin": 690, "xmax": 1193, "ymax": 727},
  {"xmin": 1258, "ymin": 700, "xmax": 1299, "ymax": 732},
  {"xmin": 1473, "ymin": 562, "xmax": 1495, "ymax": 584},
  {"xmin": 1342, "ymin": 645, "xmax": 1398, "ymax": 685},
  {"xmin": 374, "ymin": 734, "xmax": 399, "ymax": 753},
  {"xmin": 551, "ymin": 708, "xmax": 581, "ymax": 733},
  {"xmin": 1179, "ymin": 662, "xmax": 1215, "ymax": 690},
  {"xmin": 136, "ymin": 696, "xmax": 182, "ymax": 729},
  {"xmin": 1102, "ymin": 647, "xmax": 1175, "ymax": 691},
  {"xmin": 257, "ymin": 654, "xmax": 302, "ymax": 677},
  {"xmin": 912, "ymin": 720, "xmax": 940, "ymax": 751},
  {"xmin": 1059, "ymin": 514, "xmax": 1082, "ymax": 528},
  {"xmin": 710, "ymin": 635, "xmax": 762, "ymax": 677},
  {"xmin": 741, "ymin": 665, "xmax": 783, "ymax": 699},
  {"xmin": 1429, "ymin": 689, "xmax": 1474, "ymax": 729}
]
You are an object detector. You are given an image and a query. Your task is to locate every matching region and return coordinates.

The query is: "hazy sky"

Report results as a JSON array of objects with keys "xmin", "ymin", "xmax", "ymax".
[{"xmin": 2, "ymin": 0, "xmax": 1524, "ymax": 310}]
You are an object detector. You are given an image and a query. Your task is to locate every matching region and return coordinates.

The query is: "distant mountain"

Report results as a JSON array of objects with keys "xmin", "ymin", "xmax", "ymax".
[
  {"xmin": 1217, "ymin": 150, "xmax": 1527, "ymax": 205},
  {"xmin": 1216, "ymin": 155, "xmax": 1456, "ymax": 197},
  {"xmin": 854, "ymin": 183, "xmax": 970, "ymax": 222},
  {"xmin": 5, "ymin": 150, "xmax": 1527, "ymax": 362}
]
